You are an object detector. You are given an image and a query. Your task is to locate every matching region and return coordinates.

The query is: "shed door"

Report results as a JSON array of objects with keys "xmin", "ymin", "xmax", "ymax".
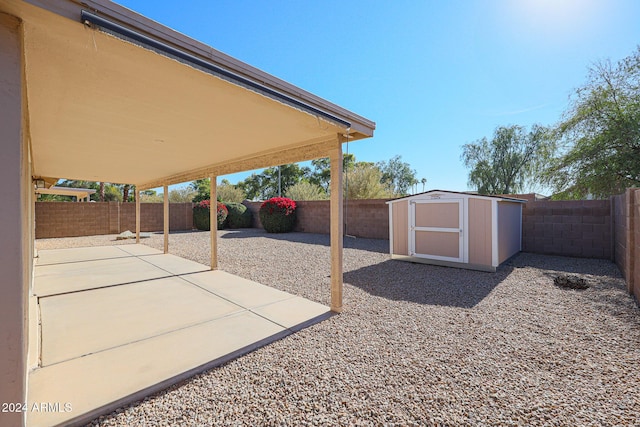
[{"xmin": 410, "ymin": 199, "xmax": 463, "ymax": 262}]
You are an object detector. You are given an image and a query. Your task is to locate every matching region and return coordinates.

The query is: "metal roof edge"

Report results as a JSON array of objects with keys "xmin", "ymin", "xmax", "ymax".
[{"xmin": 386, "ymin": 190, "xmax": 528, "ymax": 203}]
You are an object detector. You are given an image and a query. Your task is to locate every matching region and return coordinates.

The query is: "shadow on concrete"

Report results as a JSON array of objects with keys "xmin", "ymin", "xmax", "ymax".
[{"xmin": 344, "ymin": 259, "xmax": 514, "ymax": 309}]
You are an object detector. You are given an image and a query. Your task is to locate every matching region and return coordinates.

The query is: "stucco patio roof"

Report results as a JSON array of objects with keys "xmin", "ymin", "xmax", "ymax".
[{"xmin": 4, "ymin": 0, "xmax": 374, "ymax": 189}]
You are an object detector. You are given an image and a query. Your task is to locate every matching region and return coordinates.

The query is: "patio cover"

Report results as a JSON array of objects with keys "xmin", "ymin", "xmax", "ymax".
[
  {"xmin": 5, "ymin": 0, "xmax": 376, "ymax": 311},
  {"xmin": 6, "ymin": 0, "xmax": 374, "ymax": 188},
  {"xmin": 35, "ymin": 186, "xmax": 96, "ymax": 201},
  {"xmin": 0, "ymin": 1, "xmax": 374, "ymax": 426}
]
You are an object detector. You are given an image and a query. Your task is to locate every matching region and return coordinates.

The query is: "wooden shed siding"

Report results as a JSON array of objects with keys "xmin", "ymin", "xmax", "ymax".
[
  {"xmin": 392, "ymin": 200, "xmax": 409, "ymax": 255},
  {"xmin": 415, "ymin": 231, "xmax": 459, "ymax": 258},
  {"xmin": 498, "ymin": 202, "xmax": 522, "ymax": 263},
  {"xmin": 414, "ymin": 202, "xmax": 459, "ymax": 228},
  {"xmin": 468, "ymin": 198, "xmax": 492, "ymax": 266}
]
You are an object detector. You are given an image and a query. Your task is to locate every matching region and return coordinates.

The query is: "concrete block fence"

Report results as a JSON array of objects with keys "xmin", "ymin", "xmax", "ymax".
[
  {"xmin": 520, "ymin": 198, "xmax": 612, "ymax": 259},
  {"xmin": 35, "ymin": 202, "xmax": 194, "ymax": 238},
  {"xmin": 35, "ymin": 189, "xmax": 639, "ymax": 302},
  {"xmin": 242, "ymin": 199, "xmax": 389, "ymax": 240},
  {"xmin": 612, "ymin": 189, "xmax": 639, "ymax": 301}
]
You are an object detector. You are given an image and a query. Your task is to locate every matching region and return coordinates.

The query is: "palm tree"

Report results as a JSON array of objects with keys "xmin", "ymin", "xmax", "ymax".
[
  {"xmin": 421, "ymin": 178, "xmax": 427, "ymax": 192},
  {"xmin": 99, "ymin": 182, "xmax": 105, "ymax": 201},
  {"xmin": 411, "ymin": 178, "xmax": 419, "ymax": 194},
  {"xmin": 122, "ymin": 184, "xmax": 131, "ymax": 202}
]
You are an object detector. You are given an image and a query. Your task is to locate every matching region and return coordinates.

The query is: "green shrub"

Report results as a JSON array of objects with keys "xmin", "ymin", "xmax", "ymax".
[
  {"xmin": 225, "ymin": 202, "xmax": 253, "ymax": 228},
  {"xmin": 193, "ymin": 200, "xmax": 228, "ymax": 230},
  {"xmin": 259, "ymin": 197, "xmax": 297, "ymax": 233}
]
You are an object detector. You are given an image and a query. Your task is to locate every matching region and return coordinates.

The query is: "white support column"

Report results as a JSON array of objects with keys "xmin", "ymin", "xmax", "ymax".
[
  {"xmin": 329, "ymin": 142, "xmax": 344, "ymax": 313},
  {"xmin": 135, "ymin": 188, "xmax": 140, "ymax": 244},
  {"xmin": 210, "ymin": 176, "xmax": 217, "ymax": 270},
  {"xmin": 163, "ymin": 185, "xmax": 169, "ymax": 254}
]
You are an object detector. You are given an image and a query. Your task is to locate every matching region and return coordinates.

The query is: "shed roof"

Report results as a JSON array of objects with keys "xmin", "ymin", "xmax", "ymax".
[
  {"xmin": 386, "ymin": 190, "xmax": 528, "ymax": 204},
  {"xmin": 3, "ymin": 0, "xmax": 374, "ymax": 190}
]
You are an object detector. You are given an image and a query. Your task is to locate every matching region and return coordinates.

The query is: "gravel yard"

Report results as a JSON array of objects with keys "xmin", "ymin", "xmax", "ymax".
[{"xmin": 37, "ymin": 230, "xmax": 640, "ymax": 426}]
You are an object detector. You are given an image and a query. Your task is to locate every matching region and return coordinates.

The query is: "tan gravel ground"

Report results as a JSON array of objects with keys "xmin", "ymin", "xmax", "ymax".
[{"xmin": 37, "ymin": 229, "xmax": 640, "ymax": 426}]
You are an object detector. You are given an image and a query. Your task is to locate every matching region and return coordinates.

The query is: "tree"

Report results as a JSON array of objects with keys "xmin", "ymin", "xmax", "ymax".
[
  {"xmin": 140, "ymin": 190, "xmax": 163, "ymax": 203},
  {"xmin": 461, "ymin": 124, "xmax": 552, "ymax": 195},
  {"xmin": 55, "ymin": 180, "xmax": 122, "ymax": 201},
  {"xmin": 543, "ymin": 47, "xmax": 640, "ymax": 199},
  {"xmin": 238, "ymin": 164, "xmax": 310, "ymax": 200},
  {"xmin": 377, "ymin": 155, "xmax": 417, "ymax": 196},
  {"xmin": 285, "ymin": 181, "xmax": 328, "ymax": 200},
  {"xmin": 217, "ymin": 180, "xmax": 245, "ymax": 203},
  {"xmin": 168, "ymin": 187, "xmax": 196, "ymax": 203},
  {"xmin": 309, "ymin": 154, "xmax": 356, "ymax": 191},
  {"xmin": 421, "ymin": 177, "xmax": 427, "ymax": 192},
  {"xmin": 190, "ymin": 178, "xmax": 212, "ymax": 203},
  {"xmin": 345, "ymin": 163, "xmax": 394, "ymax": 199},
  {"xmin": 122, "ymin": 184, "xmax": 132, "ymax": 203}
]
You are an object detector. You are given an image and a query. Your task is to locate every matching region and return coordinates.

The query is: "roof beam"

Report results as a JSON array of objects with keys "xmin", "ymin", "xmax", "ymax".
[{"xmin": 137, "ymin": 135, "xmax": 343, "ymax": 190}]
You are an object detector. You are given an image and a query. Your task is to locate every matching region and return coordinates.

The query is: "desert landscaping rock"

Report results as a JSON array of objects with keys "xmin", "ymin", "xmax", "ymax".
[
  {"xmin": 115, "ymin": 230, "xmax": 136, "ymax": 240},
  {"xmin": 36, "ymin": 230, "xmax": 640, "ymax": 426},
  {"xmin": 115, "ymin": 230, "xmax": 151, "ymax": 240}
]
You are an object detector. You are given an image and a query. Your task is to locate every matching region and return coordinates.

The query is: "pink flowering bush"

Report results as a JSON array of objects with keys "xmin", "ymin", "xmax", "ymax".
[
  {"xmin": 193, "ymin": 200, "xmax": 228, "ymax": 230},
  {"xmin": 259, "ymin": 197, "xmax": 297, "ymax": 233}
]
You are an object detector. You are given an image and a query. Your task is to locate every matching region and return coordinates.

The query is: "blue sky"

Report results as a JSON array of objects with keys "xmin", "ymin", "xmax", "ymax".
[{"xmin": 116, "ymin": 0, "xmax": 640, "ymax": 194}]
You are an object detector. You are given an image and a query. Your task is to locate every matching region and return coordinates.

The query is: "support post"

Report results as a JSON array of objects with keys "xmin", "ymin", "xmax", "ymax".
[
  {"xmin": 0, "ymin": 13, "xmax": 27, "ymax": 427},
  {"xmin": 210, "ymin": 176, "xmax": 218, "ymax": 270},
  {"xmin": 163, "ymin": 185, "xmax": 169, "ymax": 254},
  {"xmin": 329, "ymin": 142, "xmax": 343, "ymax": 312},
  {"xmin": 135, "ymin": 188, "xmax": 140, "ymax": 243}
]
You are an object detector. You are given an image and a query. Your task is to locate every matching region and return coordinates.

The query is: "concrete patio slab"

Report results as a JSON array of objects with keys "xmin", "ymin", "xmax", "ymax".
[
  {"xmin": 139, "ymin": 253, "xmax": 210, "ymax": 275},
  {"xmin": 28, "ymin": 245, "xmax": 331, "ymax": 427},
  {"xmin": 118, "ymin": 244, "xmax": 163, "ymax": 256},
  {"xmin": 253, "ymin": 297, "xmax": 333, "ymax": 330},
  {"xmin": 36, "ymin": 245, "xmax": 131, "ymax": 266},
  {"xmin": 39, "ymin": 276, "xmax": 244, "ymax": 366},
  {"xmin": 182, "ymin": 270, "xmax": 294, "ymax": 309},
  {"xmin": 33, "ymin": 257, "xmax": 170, "ymax": 296},
  {"xmin": 28, "ymin": 310, "xmax": 287, "ymax": 427}
]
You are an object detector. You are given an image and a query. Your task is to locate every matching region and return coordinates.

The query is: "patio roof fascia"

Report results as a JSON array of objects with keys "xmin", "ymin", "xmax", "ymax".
[{"xmin": 136, "ymin": 135, "xmax": 345, "ymax": 191}]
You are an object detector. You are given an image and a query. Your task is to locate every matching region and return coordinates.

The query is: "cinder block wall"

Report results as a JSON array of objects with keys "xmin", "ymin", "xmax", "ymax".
[
  {"xmin": 612, "ymin": 189, "xmax": 639, "ymax": 301},
  {"xmin": 634, "ymin": 189, "xmax": 640, "ymax": 300},
  {"xmin": 243, "ymin": 201, "xmax": 262, "ymax": 229},
  {"xmin": 35, "ymin": 202, "xmax": 194, "ymax": 238},
  {"xmin": 613, "ymin": 193, "xmax": 628, "ymax": 278},
  {"xmin": 35, "ymin": 202, "xmax": 111, "ymax": 237},
  {"xmin": 36, "ymin": 192, "xmax": 640, "ymax": 301},
  {"xmin": 35, "ymin": 195, "xmax": 631, "ymax": 264},
  {"xmin": 520, "ymin": 199, "xmax": 612, "ymax": 259},
  {"xmin": 243, "ymin": 199, "xmax": 389, "ymax": 239}
]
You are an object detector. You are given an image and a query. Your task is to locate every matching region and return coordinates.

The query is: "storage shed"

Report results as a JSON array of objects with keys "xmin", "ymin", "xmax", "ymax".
[{"xmin": 387, "ymin": 190, "xmax": 526, "ymax": 272}]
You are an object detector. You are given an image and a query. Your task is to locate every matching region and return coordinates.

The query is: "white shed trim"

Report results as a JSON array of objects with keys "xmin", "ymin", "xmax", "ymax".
[{"xmin": 491, "ymin": 199, "xmax": 499, "ymax": 267}]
